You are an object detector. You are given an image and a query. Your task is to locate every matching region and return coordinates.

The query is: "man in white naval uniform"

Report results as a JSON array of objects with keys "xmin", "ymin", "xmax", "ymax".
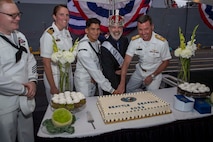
[
  {"xmin": 74, "ymin": 18, "xmax": 116, "ymax": 97},
  {"xmin": 0, "ymin": 1, "xmax": 38, "ymax": 142},
  {"xmin": 117, "ymin": 15, "xmax": 172, "ymax": 93}
]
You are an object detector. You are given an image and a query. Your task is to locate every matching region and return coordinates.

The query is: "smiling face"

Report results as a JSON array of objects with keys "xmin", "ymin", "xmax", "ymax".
[
  {"xmin": 85, "ymin": 23, "xmax": 101, "ymax": 42},
  {"xmin": 108, "ymin": 25, "xmax": 123, "ymax": 40},
  {"xmin": 0, "ymin": 2, "xmax": 20, "ymax": 35},
  {"xmin": 137, "ymin": 20, "xmax": 154, "ymax": 41},
  {"xmin": 53, "ymin": 6, "xmax": 69, "ymax": 31}
]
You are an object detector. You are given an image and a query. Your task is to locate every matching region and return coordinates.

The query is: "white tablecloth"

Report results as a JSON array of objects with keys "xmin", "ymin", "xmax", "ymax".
[{"xmin": 37, "ymin": 87, "xmax": 213, "ymax": 138}]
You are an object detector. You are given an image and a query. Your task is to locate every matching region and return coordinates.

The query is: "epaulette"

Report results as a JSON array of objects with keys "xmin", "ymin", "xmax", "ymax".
[
  {"xmin": 47, "ymin": 27, "xmax": 54, "ymax": 35},
  {"xmin": 155, "ymin": 34, "xmax": 166, "ymax": 41},
  {"xmin": 131, "ymin": 35, "xmax": 140, "ymax": 41}
]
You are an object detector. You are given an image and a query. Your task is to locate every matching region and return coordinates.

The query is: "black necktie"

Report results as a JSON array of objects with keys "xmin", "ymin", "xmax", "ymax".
[
  {"xmin": 117, "ymin": 42, "xmax": 120, "ymax": 51},
  {"xmin": 0, "ymin": 35, "xmax": 27, "ymax": 63}
]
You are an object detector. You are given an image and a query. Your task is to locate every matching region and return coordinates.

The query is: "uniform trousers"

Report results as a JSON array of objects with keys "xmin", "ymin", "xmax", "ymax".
[
  {"xmin": 74, "ymin": 77, "xmax": 96, "ymax": 97},
  {"xmin": 0, "ymin": 109, "xmax": 34, "ymax": 142},
  {"xmin": 74, "ymin": 77, "xmax": 103, "ymax": 97},
  {"xmin": 126, "ymin": 63, "xmax": 162, "ymax": 93}
]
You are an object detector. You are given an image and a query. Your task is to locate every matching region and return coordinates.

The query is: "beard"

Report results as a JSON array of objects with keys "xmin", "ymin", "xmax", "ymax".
[{"xmin": 110, "ymin": 31, "xmax": 122, "ymax": 40}]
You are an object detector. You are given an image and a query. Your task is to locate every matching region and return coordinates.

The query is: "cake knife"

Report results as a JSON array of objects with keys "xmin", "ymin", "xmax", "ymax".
[{"xmin": 86, "ymin": 111, "xmax": 96, "ymax": 129}]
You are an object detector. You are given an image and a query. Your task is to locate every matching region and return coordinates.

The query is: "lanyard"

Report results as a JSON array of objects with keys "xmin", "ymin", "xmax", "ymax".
[
  {"xmin": 88, "ymin": 42, "xmax": 102, "ymax": 69},
  {"xmin": 88, "ymin": 42, "xmax": 100, "ymax": 57},
  {"xmin": 0, "ymin": 34, "xmax": 27, "ymax": 63}
]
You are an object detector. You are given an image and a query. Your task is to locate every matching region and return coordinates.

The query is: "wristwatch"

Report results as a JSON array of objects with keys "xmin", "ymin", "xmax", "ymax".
[{"xmin": 151, "ymin": 74, "xmax": 155, "ymax": 79}]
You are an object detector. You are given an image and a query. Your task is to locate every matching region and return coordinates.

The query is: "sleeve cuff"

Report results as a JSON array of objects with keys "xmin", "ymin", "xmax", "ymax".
[
  {"xmin": 31, "ymin": 81, "xmax": 37, "ymax": 85},
  {"xmin": 22, "ymin": 86, "xmax": 28, "ymax": 95},
  {"xmin": 110, "ymin": 88, "xmax": 115, "ymax": 94}
]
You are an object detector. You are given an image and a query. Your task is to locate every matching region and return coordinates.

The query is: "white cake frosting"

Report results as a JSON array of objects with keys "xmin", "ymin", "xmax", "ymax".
[
  {"xmin": 178, "ymin": 82, "xmax": 210, "ymax": 93},
  {"xmin": 51, "ymin": 91, "xmax": 86, "ymax": 110},
  {"xmin": 97, "ymin": 91, "xmax": 171, "ymax": 123}
]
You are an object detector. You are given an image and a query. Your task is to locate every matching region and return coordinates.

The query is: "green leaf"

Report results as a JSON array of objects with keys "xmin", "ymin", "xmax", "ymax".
[
  {"xmin": 42, "ymin": 119, "xmax": 52, "ymax": 127},
  {"xmin": 65, "ymin": 126, "xmax": 75, "ymax": 134},
  {"xmin": 178, "ymin": 27, "xmax": 186, "ymax": 50},
  {"xmin": 70, "ymin": 38, "xmax": 79, "ymax": 52},
  {"xmin": 52, "ymin": 35, "xmax": 58, "ymax": 53},
  {"xmin": 71, "ymin": 115, "xmax": 76, "ymax": 124},
  {"xmin": 42, "ymin": 118, "xmax": 75, "ymax": 134},
  {"xmin": 190, "ymin": 25, "xmax": 199, "ymax": 45},
  {"xmin": 46, "ymin": 125, "xmax": 62, "ymax": 134}
]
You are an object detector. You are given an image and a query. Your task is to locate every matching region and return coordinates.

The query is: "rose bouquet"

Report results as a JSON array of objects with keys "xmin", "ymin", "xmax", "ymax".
[
  {"xmin": 174, "ymin": 25, "xmax": 199, "ymax": 82},
  {"xmin": 51, "ymin": 37, "xmax": 79, "ymax": 92}
]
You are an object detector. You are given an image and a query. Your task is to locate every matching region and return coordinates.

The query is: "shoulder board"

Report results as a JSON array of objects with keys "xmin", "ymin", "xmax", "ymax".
[
  {"xmin": 131, "ymin": 35, "xmax": 140, "ymax": 41},
  {"xmin": 155, "ymin": 34, "xmax": 166, "ymax": 41},
  {"xmin": 47, "ymin": 27, "xmax": 54, "ymax": 35}
]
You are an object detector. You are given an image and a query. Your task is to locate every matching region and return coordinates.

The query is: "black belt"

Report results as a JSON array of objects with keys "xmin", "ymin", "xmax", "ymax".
[
  {"xmin": 141, "ymin": 68, "xmax": 147, "ymax": 72},
  {"xmin": 139, "ymin": 64, "xmax": 147, "ymax": 72}
]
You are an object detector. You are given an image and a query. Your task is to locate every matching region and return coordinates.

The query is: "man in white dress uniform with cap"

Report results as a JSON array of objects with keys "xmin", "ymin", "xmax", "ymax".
[{"xmin": 0, "ymin": 0, "xmax": 38, "ymax": 142}]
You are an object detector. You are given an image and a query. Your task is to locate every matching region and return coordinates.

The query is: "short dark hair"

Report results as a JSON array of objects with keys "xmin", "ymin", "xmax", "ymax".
[
  {"xmin": 53, "ymin": 4, "xmax": 67, "ymax": 15},
  {"xmin": 137, "ymin": 15, "xmax": 152, "ymax": 25},
  {"xmin": 86, "ymin": 18, "xmax": 101, "ymax": 28}
]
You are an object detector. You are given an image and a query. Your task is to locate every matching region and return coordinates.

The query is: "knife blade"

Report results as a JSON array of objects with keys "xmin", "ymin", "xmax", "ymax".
[{"xmin": 86, "ymin": 111, "xmax": 96, "ymax": 129}]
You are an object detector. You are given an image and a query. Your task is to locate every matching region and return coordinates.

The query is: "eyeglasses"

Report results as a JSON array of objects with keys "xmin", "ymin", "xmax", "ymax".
[{"xmin": 0, "ymin": 11, "xmax": 22, "ymax": 19}]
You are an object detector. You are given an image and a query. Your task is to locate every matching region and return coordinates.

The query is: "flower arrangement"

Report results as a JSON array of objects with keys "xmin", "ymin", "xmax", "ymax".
[
  {"xmin": 174, "ymin": 25, "xmax": 199, "ymax": 82},
  {"xmin": 51, "ymin": 37, "xmax": 79, "ymax": 92}
]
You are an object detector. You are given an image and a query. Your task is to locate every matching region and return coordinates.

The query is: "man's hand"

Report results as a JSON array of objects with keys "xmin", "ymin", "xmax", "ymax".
[
  {"xmin": 50, "ymin": 87, "xmax": 59, "ymax": 95},
  {"xmin": 115, "ymin": 83, "xmax": 125, "ymax": 94},
  {"xmin": 23, "ymin": 82, "xmax": 37, "ymax": 99},
  {"xmin": 112, "ymin": 89, "xmax": 120, "ymax": 94},
  {"xmin": 144, "ymin": 75, "xmax": 153, "ymax": 85}
]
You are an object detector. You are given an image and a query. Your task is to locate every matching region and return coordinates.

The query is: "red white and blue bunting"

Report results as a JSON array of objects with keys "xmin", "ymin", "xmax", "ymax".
[
  {"xmin": 68, "ymin": 0, "xmax": 152, "ymax": 35},
  {"xmin": 198, "ymin": 3, "xmax": 213, "ymax": 30}
]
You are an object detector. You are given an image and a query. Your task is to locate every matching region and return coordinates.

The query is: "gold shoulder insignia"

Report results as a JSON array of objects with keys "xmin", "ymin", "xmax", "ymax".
[
  {"xmin": 47, "ymin": 27, "xmax": 54, "ymax": 35},
  {"xmin": 155, "ymin": 34, "xmax": 166, "ymax": 41},
  {"xmin": 131, "ymin": 35, "xmax": 140, "ymax": 41}
]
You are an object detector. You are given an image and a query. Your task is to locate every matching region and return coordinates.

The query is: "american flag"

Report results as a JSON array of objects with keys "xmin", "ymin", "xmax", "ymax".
[
  {"xmin": 68, "ymin": 0, "xmax": 152, "ymax": 35},
  {"xmin": 198, "ymin": 3, "xmax": 213, "ymax": 30}
]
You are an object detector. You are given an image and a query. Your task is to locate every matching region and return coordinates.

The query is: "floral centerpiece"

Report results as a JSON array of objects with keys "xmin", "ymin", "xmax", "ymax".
[
  {"xmin": 174, "ymin": 25, "xmax": 199, "ymax": 82},
  {"xmin": 51, "ymin": 37, "xmax": 79, "ymax": 92}
]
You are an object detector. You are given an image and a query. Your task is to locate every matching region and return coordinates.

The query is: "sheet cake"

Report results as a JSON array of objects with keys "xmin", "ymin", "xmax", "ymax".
[{"xmin": 97, "ymin": 91, "xmax": 171, "ymax": 123}]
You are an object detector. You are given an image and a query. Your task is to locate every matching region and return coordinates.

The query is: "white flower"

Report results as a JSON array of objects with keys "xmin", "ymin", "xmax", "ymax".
[
  {"xmin": 51, "ymin": 52, "xmax": 59, "ymax": 63},
  {"xmin": 51, "ymin": 38, "xmax": 79, "ymax": 65},
  {"xmin": 186, "ymin": 41, "xmax": 197, "ymax": 55},
  {"xmin": 174, "ymin": 25, "xmax": 199, "ymax": 59},
  {"xmin": 180, "ymin": 48, "xmax": 193, "ymax": 59},
  {"xmin": 175, "ymin": 25, "xmax": 199, "ymax": 82},
  {"xmin": 58, "ymin": 55, "xmax": 67, "ymax": 64},
  {"xmin": 174, "ymin": 40, "xmax": 197, "ymax": 59},
  {"xmin": 63, "ymin": 50, "xmax": 75, "ymax": 63},
  {"xmin": 174, "ymin": 48, "xmax": 182, "ymax": 57},
  {"xmin": 50, "ymin": 37, "xmax": 79, "ymax": 92}
]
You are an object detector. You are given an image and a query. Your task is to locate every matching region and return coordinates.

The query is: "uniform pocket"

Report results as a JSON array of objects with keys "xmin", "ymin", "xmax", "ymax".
[{"xmin": 147, "ymin": 50, "xmax": 160, "ymax": 63}]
